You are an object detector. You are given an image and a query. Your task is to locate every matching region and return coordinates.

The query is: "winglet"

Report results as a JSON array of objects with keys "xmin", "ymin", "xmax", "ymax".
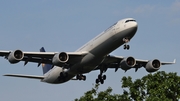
[
  {"xmin": 173, "ymin": 59, "xmax": 176, "ymax": 64},
  {"xmin": 161, "ymin": 59, "xmax": 176, "ymax": 65}
]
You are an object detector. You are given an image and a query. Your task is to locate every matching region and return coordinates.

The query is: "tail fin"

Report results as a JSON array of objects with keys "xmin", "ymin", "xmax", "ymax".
[{"xmin": 40, "ymin": 47, "xmax": 52, "ymax": 74}]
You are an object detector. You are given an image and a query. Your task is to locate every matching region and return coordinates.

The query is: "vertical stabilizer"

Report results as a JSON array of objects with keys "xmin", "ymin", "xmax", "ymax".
[{"xmin": 40, "ymin": 47, "xmax": 52, "ymax": 74}]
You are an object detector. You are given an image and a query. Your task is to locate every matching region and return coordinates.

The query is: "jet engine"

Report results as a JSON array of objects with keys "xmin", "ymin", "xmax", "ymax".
[
  {"xmin": 8, "ymin": 50, "xmax": 24, "ymax": 64},
  {"xmin": 52, "ymin": 52, "xmax": 69, "ymax": 66},
  {"xmin": 120, "ymin": 57, "xmax": 136, "ymax": 71},
  {"xmin": 145, "ymin": 59, "xmax": 161, "ymax": 72}
]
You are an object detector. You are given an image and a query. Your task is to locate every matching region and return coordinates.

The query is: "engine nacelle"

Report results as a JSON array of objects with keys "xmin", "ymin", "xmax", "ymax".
[
  {"xmin": 145, "ymin": 59, "xmax": 161, "ymax": 73},
  {"xmin": 8, "ymin": 50, "xmax": 24, "ymax": 64},
  {"xmin": 52, "ymin": 52, "xmax": 69, "ymax": 66},
  {"xmin": 120, "ymin": 56, "xmax": 136, "ymax": 71}
]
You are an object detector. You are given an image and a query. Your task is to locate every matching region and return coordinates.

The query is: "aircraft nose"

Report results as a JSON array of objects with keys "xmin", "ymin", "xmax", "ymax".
[
  {"xmin": 130, "ymin": 22, "xmax": 138, "ymax": 29},
  {"xmin": 133, "ymin": 22, "xmax": 138, "ymax": 28},
  {"xmin": 124, "ymin": 21, "xmax": 138, "ymax": 36},
  {"xmin": 126, "ymin": 22, "xmax": 138, "ymax": 32}
]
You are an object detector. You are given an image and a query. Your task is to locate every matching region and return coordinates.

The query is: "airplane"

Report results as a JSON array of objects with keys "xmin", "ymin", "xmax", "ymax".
[{"xmin": 0, "ymin": 18, "xmax": 176, "ymax": 84}]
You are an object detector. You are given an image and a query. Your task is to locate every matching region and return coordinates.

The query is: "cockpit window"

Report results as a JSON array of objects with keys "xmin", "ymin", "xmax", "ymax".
[{"xmin": 125, "ymin": 20, "xmax": 136, "ymax": 23}]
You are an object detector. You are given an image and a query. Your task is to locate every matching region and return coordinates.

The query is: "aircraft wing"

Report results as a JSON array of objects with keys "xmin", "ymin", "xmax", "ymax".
[
  {"xmin": 4, "ymin": 74, "xmax": 44, "ymax": 79},
  {"xmin": 0, "ymin": 50, "xmax": 88, "ymax": 66},
  {"xmin": 135, "ymin": 58, "xmax": 176, "ymax": 65},
  {"xmin": 96, "ymin": 55, "xmax": 176, "ymax": 72}
]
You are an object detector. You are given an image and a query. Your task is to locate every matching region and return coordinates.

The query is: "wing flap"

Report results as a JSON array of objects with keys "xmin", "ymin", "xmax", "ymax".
[{"xmin": 4, "ymin": 74, "xmax": 45, "ymax": 80}]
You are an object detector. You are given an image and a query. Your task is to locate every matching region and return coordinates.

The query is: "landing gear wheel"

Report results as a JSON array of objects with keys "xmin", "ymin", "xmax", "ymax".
[
  {"xmin": 98, "ymin": 74, "xmax": 102, "ymax": 80},
  {"xmin": 76, "ymin": 74, "xmax": 86, "ymax": 81},
  {"xmin": 124, "ymin": 45, "xmax": 130, "ymax": 50},
  {"xmin": 96, "ymin": 74, "xmax": 106, "ymax": 84},
  {"xmin": 82, "ymin": 75, "xmax": 86, "ymax": 81},
  {"xmin": 124, "ymin": 45, "xmax": 127, "ymax": 49},
  {"xmin": 96, "ymin": 79, "xmax": 99, "ymax": 84},
  {"xmin": 126, "ymin": 45, "xmax": 130, "ymax": 50},
  {"xmin": 100, "ymin": 79, "xmax": 104, "ymax": 84},
  {"xmin": 103, "ymin": 75, "xmax": 106, "ymax": 80}
]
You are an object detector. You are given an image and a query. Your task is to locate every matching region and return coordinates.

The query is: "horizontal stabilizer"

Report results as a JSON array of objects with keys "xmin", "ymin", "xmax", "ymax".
[{"xmin": 4, "ymin": 74, "xmax": 44, "ymax": 80}]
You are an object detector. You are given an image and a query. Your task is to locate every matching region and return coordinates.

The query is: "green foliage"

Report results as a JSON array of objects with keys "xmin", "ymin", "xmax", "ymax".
[
  {"xmin": 75, "ymin": 71, "xmax": 180, "ymax": 101},
  {"xmin": 74, "ymin": 84, "xmax": 128, "ymax": 101}
]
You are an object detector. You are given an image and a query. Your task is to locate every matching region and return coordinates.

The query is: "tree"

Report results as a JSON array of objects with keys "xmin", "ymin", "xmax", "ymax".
[
  {"xmin": 75, "ymin": 71, "xmax": 180, "ymax": 101},
  {"xmin": 74, "ymin": 84, "xmax": 130, "ymax": 101}
]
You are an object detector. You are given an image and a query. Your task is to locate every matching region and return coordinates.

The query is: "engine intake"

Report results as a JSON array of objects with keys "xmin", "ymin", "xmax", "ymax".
[
  {"xmin": 145, "ymin": 59, "xmax": 161, "ymax": 72},
  {"xmin": 52, "ymin": 52, "xmax": 69, "ymax": 66},
  {"xmin": 120, "ymin": 56, "xmax": 136, "ymax": 71},
  {"xmin": 8, "ymin": 50, "xmax": 24, "ymax": 64}
]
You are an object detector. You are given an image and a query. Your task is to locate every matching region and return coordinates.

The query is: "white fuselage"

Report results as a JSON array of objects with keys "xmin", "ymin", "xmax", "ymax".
[{"xmin": 43, "ymin": 18, "xmax": 138, "ymax": 84}]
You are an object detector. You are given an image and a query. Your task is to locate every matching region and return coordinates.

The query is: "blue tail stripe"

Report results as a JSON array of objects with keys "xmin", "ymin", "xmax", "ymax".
[
  {"xmin": 40, "ymin": 47, "xmax": 52, "ymax": 74},
  {"xmin": 42, "ymin": 64, "xmax": 52, "ymax": 74},
  {"xmin": 40, "ymin": 47, "xmax": 46, "ymax": 52}
]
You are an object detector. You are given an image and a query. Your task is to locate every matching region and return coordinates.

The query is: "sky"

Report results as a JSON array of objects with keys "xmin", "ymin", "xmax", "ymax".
[{"xmin": 0, "ymin": 0, "xmax": 180, "ymax": 101}]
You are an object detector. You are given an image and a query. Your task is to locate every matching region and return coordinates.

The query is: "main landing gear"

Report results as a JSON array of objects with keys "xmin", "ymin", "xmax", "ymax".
[
  {"xmin": 76, "ymin": 74, "xmax": 86, "ymax": 81},
  {"xmin": 95, "ymin": 74, "xmax": 106, "ymax": 84},
  {"xmin": 95, "ymin": 66, "xmax": 107, "ymax": 84},
  {"xmin": 123, "ymin": 38, "xmax": 130, "ymax": 50}
]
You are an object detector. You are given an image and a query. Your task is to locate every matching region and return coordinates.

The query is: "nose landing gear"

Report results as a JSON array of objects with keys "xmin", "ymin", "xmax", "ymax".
[
  {"xmin": 95, "ymin": 65, "xmax": 107, "ymax": 84},
  {"xmin": 123, "ymin": 38, "xmax": 130, "ymax": 50},
  {"xmin": 124, "ymin": 44, "xmax": 130, "ymax": 50}
]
